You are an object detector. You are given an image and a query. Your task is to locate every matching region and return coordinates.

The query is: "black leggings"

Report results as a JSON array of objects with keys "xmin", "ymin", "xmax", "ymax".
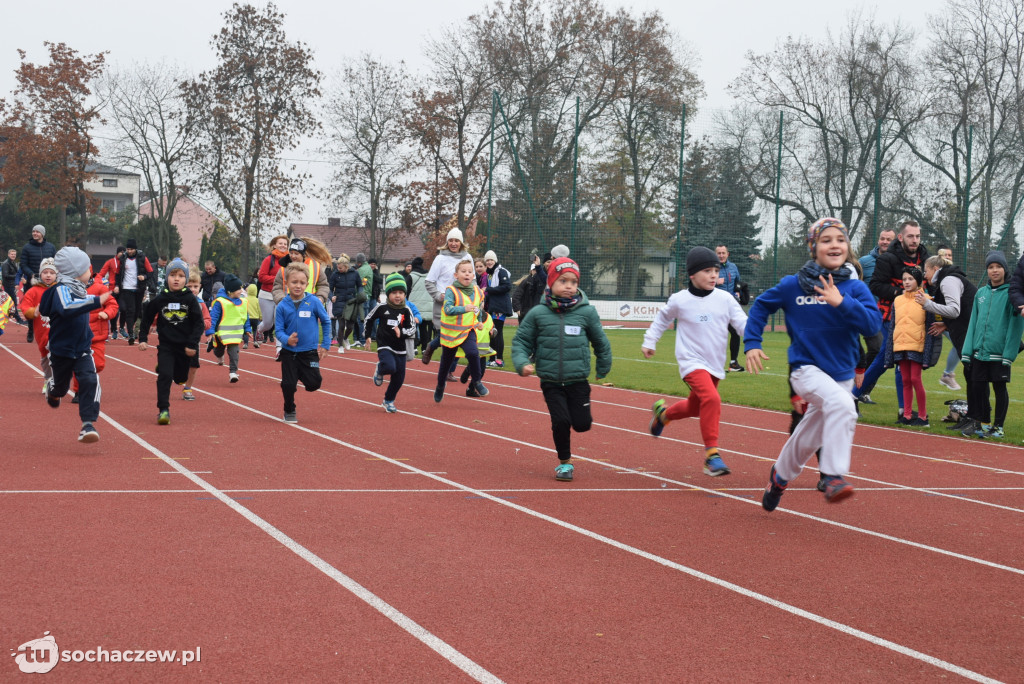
[
  {"xmin": 967, "ymin": 380, "xmax": 1008, "ymax": 427},
  {"xmin": 541, "ymin": 380, "xmax": 593, "ymax": 461},
  {"xmin": 491, "ymin": 317, "xmax": 506, "ymax": 360}
]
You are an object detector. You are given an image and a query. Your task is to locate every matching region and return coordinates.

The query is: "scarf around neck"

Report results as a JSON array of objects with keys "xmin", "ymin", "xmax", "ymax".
[
  {"xmin": 56, "ymin": 273, "xmax": 88, "ymax": 299},
  {"xmin": 544, "ymin": 288, "xmax": 582, "ymax": 313},
  {"xmin": 796, "ymin": 260, "xmax": 851, "ymax": 295}
]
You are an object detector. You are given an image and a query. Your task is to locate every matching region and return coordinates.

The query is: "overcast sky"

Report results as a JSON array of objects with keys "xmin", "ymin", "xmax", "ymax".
[{"xmin": 2, "ymin": 0, "xmax": 937, "ymax": 224}]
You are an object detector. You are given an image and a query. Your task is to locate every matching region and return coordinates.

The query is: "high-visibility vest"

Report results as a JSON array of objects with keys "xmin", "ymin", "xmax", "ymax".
[
  {"xmin": 214, "ymin": 296, "xmax": 247, "ymax": 345},
  {"xmin": 305, "ymin": 259, "xmax": 322, "ymax": 295},
  {"xmin": 439, "ymin": 284, "xmax": 483, "ymax": 348},
  {"xmin": 457, "ymin": 311, "xmax": 495, "ymax": 359},
  {"xmin": 0, "ymin": 293, "xmax": 11, "ymax": 333}
]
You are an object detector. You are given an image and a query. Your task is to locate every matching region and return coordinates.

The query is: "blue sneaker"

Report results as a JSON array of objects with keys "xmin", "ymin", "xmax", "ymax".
[
  {"xmin": 472, "ymin": 381, "xmax": 489, "ymax": 397},
  {"xmin": 382, "ymin": 399, "xmax": 397, "ymax": 413},
  {"xmin": 762, "ymin": 465, "xmax": 788, "ymax": 511},
  {"xmin": 373, "ymin": 363, "xmax": 383, "ymax": 386},
  {"xmin": 555, "ymin": 463, "xmax": 574, "ymax": 482},
  {"xmin": 703, "ymin": 453, "xmax": 730, "ymax": 477},
  {"xmin": 433, "ymin": 386, "xmax": 444, "ymax": 403},
  {"xmin": 822, "ymin": 475, "xmax": 854, "ymax": 503},
  {"xmin": 649, "ymin": 399, "xmax": 667, "ymax": 437}
]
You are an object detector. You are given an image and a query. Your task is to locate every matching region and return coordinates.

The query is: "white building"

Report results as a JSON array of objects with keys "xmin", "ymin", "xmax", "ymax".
[{"xmin": 84, "ymin": 163, "xmax": 140, "ymax": 215}]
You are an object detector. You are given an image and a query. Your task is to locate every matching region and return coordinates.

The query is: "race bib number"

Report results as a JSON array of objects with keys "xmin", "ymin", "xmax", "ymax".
[
  {"xmin": 564, "ymin": 325, "xmax": 581, "ymax": 336},
  {"xmin": 694, "ymin": 313, "xmax": 711, "ymax": 323},
  {"xmin": 299, "ymin": 310, "xmax": 311, "ymax": 318},
  {"xmin": 168, "ymin": 303, "xmax": 181, "ymax": 310},
  {"xmin": 309, "ymin": 362, "xmax": 319, "ymax": 368},
  {"xmin": 387, "ymin": 318, "xmax": 399, "ymax": 327}
]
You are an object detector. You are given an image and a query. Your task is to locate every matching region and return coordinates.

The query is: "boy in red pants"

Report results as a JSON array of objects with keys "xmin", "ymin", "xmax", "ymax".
[{"xmin": 642, "ymin": 246, "xmax": 748, "ymax": 476}]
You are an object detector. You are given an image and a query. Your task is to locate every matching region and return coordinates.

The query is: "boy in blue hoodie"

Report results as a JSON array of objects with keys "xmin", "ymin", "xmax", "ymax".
[
  {"xmin": 276, "ymin": 262, "xmax": 331, "ymax": 424},
  {"xmin": 745, "ymin": 218, "xmax": 881, "ymax": 510},
  {"xmin": 38, "ymin": 247, "xmax": 113, "ymax": 443},
  {"xmin": 206, "ymin": 273, "xmax": 251, "ymax": 383}
]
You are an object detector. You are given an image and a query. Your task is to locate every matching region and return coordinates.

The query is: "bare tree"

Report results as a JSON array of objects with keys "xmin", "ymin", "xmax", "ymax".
[
  {"xmin": 725, "ymin": 14, "xmax": 919, "ymax": 240},
  {"xmin": 101, "ymin": 62, "xmax": 198, "ymax": 257},
  {"xmin": 182, "ymin": 2, "xmax": 321, "ymax": 278},
  {"xmin": 322, "ymin": 54, "xmax": 411, "ymax": 261}
]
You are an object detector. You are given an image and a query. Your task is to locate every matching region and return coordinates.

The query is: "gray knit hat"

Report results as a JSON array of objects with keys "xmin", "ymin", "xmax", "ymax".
[
  {"xmin": 54, "ymin": 247, "xmax": 91, "ymax": 278},
  {"xmin": 32, "ymin": 224, "xmax": 46, "ymax": 238},
  {"xmin": 986, "ymin": 250, "xmax": 1009, "ymax": 272}
]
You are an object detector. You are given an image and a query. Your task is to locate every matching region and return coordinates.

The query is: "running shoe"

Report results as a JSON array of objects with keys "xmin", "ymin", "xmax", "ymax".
[
  {"xmin": 857, "ymin": 394, "xmax": 876, "ymax": 405},
  {"xmin": 728, "ymin": 360, "xmax": 745, "ymax": 373},
  {"xmin": 939, "ymin": 372, "xmax": 961, "ymax": 391},
  {"xmin": 421, "ymin": 346, "xmax": 434, "ymax": 365},
  {"xmin": 762, "ymin": 465, "xmax": 788, "ymax": 512},
  {"xmin": 433, "ymin": 386, "xmax": 444, "ymax": 403},
  {"xmin": 157, "ymin": 411, "xmax": 170, "ymax": 425},
  {"xmin": 472, "ymin": 381, "xmax": 489, "ymax": 397},
  {"xmin": 283, "ymin": 412, "xmax": 298, "ymax": 424},
  {"xmin": 382, "ymin": 399, "xmax": 397, "ymax": 414},
  {"xmin": 352, "ymin": 341, "xmax": 364, "ymax": 349},
  {"xmin": 253, "ymin": 339, "xmax": 260, "ymax": 349},
  {"xmin": 493, "ymin": 359, "xmax": 504, "ymax": 368},
  {"xmin": 78, "ymin": 422, "xmax": 99, "ymax": 443},
  {"xmin": 182, "ymin": 388, "xmax": 195, "ymax": 401},
  {"xmin": 816, "ymin": 474, "xmax": 827, "ymax": 492},
  {"xmin": 45, "ymin": 381, "xmax": 60, "ymax": 408},
  {"xmin": 71, "ymin": 395, "xmax": 80, "ymax": 404},
  {"xmin": 649, "ymin": 399, "xmax": 667, "ymax": 437},
  {"xmin": 373, "ymin": 364, "xmax": 383, "ymax": 386},
  {"xmin": 555, "ymin": 463, "xmax": 574, "ymax": 482},
  {"xmin": 703, "ymin": 453, "xmax": 730, "ymax": 477},
  {"xmin": 821, "ymin": 475, "xmax": 854, "ymax": 503},
  {"xmin": 229, "ymin": 372, "xmax": 239, "ymax": 383},
  {"xmin": 908, "ymin": 416, "xmax": 930, "ymax": 427},
  {"xmin": 959, "ymin": 418, "xmax": 981, "ymax": 436},
  {"xmin": 242, "ymin": 341, "xmax": 249, "ymax": 350},
  {"xmin": 982, "ymin": 426, "xmax": 1004, "ymax": 439}
]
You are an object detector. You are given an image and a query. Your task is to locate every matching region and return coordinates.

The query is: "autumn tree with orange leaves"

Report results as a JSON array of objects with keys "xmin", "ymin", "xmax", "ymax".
[{"xmin": 0, "ymin": 42, "xmax": 106, "ymax": 247}]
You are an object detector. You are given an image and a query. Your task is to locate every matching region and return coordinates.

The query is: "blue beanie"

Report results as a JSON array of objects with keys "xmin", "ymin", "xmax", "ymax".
[{"xmin": 167, "ymin": 258, "xmax": 189, "ymax": 280}]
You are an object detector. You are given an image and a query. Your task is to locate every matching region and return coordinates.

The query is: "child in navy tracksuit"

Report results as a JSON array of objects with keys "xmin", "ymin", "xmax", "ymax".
[
  {"xmin": 745, "ymin": 218, "xmax": 882, "ymax": 511},
  {"xmin": 39, "ymin": 247, "xmax": 114, "ymax": 443},
  {"xmin": 275, "ymin": 262, "xmax": 331, "ymax": 424},
  {"xmin": 365, "ymin": 273, "xmax": 417, "ymax": 413}
]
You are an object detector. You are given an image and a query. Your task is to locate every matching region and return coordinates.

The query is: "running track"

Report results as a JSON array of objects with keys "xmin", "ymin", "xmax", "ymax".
[{"xmin": 1, "ymin": 337, "xmax": 1021, "ymax": 683}]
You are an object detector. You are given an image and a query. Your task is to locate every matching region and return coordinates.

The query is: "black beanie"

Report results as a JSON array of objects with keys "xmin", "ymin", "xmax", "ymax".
[
  {"xmin": 686, "ymin": 246, "xmax": 719, "ymax": 276},
  {"xmin": 223, "ymin": 273, "xmax": 243, "ymax": 293}
]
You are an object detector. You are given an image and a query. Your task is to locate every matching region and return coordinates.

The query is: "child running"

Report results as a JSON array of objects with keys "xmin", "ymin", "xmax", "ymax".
[
  {"xmin": 365, "ymin": 273, "xmax": 417, "ymax": 413},
  {"xmin": 891, "ymin": 266, "xmax": 937, "ymax": 427},
  {"xmin": 19, "ymin": 257, "xmax": 58, "ymax": 393},
  {"xmin": 206, "ymin": 273, "xmax": 251, "ymax": 383},
  {"xmin": 71, "ymin": 266, "xmax": 119, "ymax": 404},
  {"xmin": 434, "ymin": 256, "xmax": 487, "ymax": 402},
  {"xmin": 642, "ymin": 246, "xmax": 748, "ymax": 477},
  {"xmin": 745, "ymin": 218, "xmax": 882, "ymax": 510},
  {"xmin": 275, "ymin": 263, "xmax": 331, "ymax": 424},
  {"xmin": 182, "ymin": 271, "xmax": 212, "ymax": 400},
  {"xmin": 38, "ymin": 247, "xmax": 113, "ymax": 443},
  {"xmin": 959, "ymin": 251, "xmax": 1024, "ymax": 438},
  {"xmin": 137, "ymin": 259, "xmax": 205, "ymax": 424},
  {"xmin": 512, "ymin": 257, "xmax": 611, "ymax": 481}
]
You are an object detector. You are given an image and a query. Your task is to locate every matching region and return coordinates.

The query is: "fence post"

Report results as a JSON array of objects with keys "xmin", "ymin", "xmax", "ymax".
[
  {"xmin": 772, "ymin": 111, "xmax": 783, "ymax": 332},
  {"xmin": 571, "ymin": 96, "xmax": 579, "ymax": 256},
  {"xmin": 486, "ymin": 90, "xmax": 496, "ymax": 251},
  {"xmin": 675, "ymin": 103, "xmax": 686, "ymax": 294},
  {"xmin": 874, "ymin": 117, "xmax": 881, "ymax": 245},
  {"xmin": 962, "ymin": 125, "xmax": 972, "ymax": 272}
]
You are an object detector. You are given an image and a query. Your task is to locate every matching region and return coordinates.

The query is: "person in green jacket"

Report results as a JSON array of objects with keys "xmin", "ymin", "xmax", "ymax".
[
  {"xmin": 959, "ymin": 251, "xmax": 1024, "ymax": 438},
  {"xmin": 512, "ymin": 257, "xmax": 612, "ymax": 482}
]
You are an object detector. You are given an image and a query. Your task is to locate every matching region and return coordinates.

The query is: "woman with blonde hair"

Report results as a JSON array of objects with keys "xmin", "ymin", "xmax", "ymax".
[{"xmin": 330, "ymin": 254, "xmax": 362, "ymax": 352}]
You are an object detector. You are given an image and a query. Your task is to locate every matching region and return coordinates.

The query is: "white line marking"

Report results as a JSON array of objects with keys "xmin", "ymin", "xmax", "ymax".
[{"xmin": 106, "ymin": 353, "xmax": 1005, "ymax": 683}]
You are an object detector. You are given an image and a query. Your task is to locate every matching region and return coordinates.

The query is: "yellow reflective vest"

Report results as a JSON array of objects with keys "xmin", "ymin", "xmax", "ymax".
[
  {"xmin": 440, "ymin": 284, "xmax": 483, "ymax": 348},
  {"xmin": 214, "ymin": 296, "xmax": 248, "ymax": 345},
  {"xmin": 457, "ymin": 311, "xmax": 495, "ymax": 359}
]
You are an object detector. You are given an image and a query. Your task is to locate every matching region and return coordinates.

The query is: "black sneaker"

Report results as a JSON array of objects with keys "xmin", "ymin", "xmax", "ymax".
[
  {"xmin": 762, "ymin": 465, "xmax": 788, "ymax": 512},
  {"xmin": 816, "ymin": 474, "xmax": 827, "ymax": 492},
  {"xmin": 896, "ymin": 414, "xmax": 911, "ymax": 425},
  {"xmin": 433, "ymin": 386, "xmax": 444, "ymax": 403},
  {"xmin": 908, "ymin": 416, "xmax": 930, "ymax": 427},
  {"xmin": 728, "ymin": 360, "xmax": 745, "ymax": 373},
  {"xmin": 960, "ymin": 419, "xmax": 981, "ymax": 436},
  {"xmin": 947, "ymin": 416, "xmax": 972, "ymax": 431},
  {"xmin": 71, "ymin": 395, "xmax": 80, "ymax": 404},
  {"xmin": 466, "ymin": 385, "xmax": 481, "ymax": 397},
  {"xmin": 283, "ymin": 412, "xmax": 297, "ymax": 424},
  {"xmin": 45, "ymin": 382, "xmax": 60, "ymax": 408},
  {"xmin": 857, "ymin": 394, "xmax": 876, "ymax": 405},
  {"xmin": 78, "ymin": 422, "xmax": 99, "ymax": 443}
]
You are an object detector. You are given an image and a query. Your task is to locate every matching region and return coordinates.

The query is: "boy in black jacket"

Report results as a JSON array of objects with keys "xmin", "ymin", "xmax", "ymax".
[
  {"xmin": 138, "ymin": 259, "xmax": 205, "ymax": 425},
  {"xmin": 365, "ymin": 273, "xmax": 416, "ymax": 413}
]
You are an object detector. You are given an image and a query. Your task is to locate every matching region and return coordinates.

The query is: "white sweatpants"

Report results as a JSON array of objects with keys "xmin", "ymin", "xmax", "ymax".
[{"xmin": 775, "ymin": 365, "xmax": 857, "ymax": 482}]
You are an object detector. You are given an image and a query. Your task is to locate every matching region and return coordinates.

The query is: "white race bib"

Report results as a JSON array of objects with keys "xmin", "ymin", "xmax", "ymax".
[
  {"xmin": 564, "ymin": 325, "xmax": 581, "ymax": 336},
  {"xmin": 168, "ymin": 303, "xmax": 181, "ymax": 311},
  {"xmin": 298, "ymin": 310, "xmax": 311, "ymax": 318}
]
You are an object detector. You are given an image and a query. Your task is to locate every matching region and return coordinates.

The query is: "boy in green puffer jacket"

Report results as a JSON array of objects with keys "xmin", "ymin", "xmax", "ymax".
[
  {"xmin": 512, "ymin": 257, "xmax": 612, "ymax": 481},
  {"xmin": 959, "ymin": 251, "xmax": 1024, "ymax": 438}
]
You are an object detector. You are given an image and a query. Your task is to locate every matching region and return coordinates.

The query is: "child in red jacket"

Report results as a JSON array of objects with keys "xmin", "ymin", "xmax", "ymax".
[
  {"xmin": 71, "ymin": 268, "xmax": 119, "ymax": 401},
  {"xmin": 19, "ymin": 257, "xmax": 57, "ymax": 392}
]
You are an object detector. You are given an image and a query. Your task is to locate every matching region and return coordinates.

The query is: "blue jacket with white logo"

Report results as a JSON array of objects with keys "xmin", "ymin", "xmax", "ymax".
[
  {"xmin": 38, "ymin": 282, "xmax": 101, "ymax": 357},
  {"xmin": 275, "ymin": 292, "xmax": 331, "ymax": 352},
  {"xmin": 744, "ymin": 275, "xmax": 881, "ymax": 381}
]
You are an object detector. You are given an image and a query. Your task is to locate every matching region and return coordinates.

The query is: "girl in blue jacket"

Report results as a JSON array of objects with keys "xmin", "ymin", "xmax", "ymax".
[{"xmin": 745, "ymin": 218, "xmax": 882, "ymax": 511}]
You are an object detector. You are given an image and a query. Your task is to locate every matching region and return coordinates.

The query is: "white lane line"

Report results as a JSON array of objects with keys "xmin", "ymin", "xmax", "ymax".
[
  {"xmin": 6, "ymin": 486, "xmax": 1024, "ymax": 495},
  {"xmin": 316, "ymin": 364, "xmax": 1024, "ymax": 516},
  {"xmin": 107, "ymin": 353, "xmax": 1006, "ymax": 683},
  {"xmin": 1, "ymin": 344, "xmax": 502, "ymax": 684}
]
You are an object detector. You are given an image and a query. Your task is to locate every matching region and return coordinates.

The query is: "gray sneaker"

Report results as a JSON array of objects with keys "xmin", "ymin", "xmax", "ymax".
[
  {"xmin": 939, "ymin": 373, "xmax": 961, "ymax": 391},
  {"xmin": 283, "ymin": 412, "xmax": 298, "ymax": 424}
]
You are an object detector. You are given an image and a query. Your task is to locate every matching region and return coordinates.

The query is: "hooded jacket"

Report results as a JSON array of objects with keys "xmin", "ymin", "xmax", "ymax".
[
  {"xmin": 138, "ymin": 286, "xmax": 204, "ymax": 349},
  {"xmin": 38, "ymin": 276, "xmax": 102, "ymax": 357},
  {"xmin": 512, "ymin": 290, "xmax": 612, "ymax": 384},
  {"xmin": 869, "ymin": 238, "xmax": 929, "ymax": 320},
  {"xmin": 484, "ymin": 263, "xmax": 513, "ymax": 316}
]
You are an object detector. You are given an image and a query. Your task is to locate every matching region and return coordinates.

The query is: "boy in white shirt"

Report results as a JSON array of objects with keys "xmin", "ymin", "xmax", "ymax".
[{"xmin": 641, "ymin": 247, "xmax": 748, "ymax": 476}]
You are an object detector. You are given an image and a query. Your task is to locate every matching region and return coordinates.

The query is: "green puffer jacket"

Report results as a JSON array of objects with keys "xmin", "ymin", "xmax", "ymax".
[
  {"xmin": 512, "ymin": 291, "xmax": 612, "ymax": 384},
  {"xmin": 961, "ymin": 282, "xmax": 1024, "ymax": 366}
]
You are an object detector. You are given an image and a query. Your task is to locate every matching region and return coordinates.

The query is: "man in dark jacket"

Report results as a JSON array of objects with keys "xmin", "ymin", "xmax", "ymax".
[
  {"xmin": 2, "ymin": 248, "xmax": 25, "ymax": 323},
  {"xmin": 200, "ymin": 260, "xmax": 225, "ymax": 307},
  {"xmin": 856, "ymin": 220, "xmax": 930, "ymax": 409},
  {"xmin": 113, "ymin": 238, "xmax": 155, "ymax": 344},
  {"xmin": 1007, "ymin": 252, "xmax": 1024, "ymax": 315},
  {"xmin": 20, "ymin": 225, "xmax": 57, "ymax": 341}
]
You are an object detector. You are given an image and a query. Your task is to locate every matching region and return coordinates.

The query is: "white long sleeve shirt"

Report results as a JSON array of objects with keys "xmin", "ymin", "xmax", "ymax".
[{"xmin": 643, "ymin": 287, "xmax": 748, "ymax": 380}]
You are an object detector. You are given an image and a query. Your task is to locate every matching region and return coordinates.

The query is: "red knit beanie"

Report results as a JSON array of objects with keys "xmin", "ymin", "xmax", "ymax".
[{"xmin": 547, "ymin": 257, "xmax": 580, "ymax": 289}]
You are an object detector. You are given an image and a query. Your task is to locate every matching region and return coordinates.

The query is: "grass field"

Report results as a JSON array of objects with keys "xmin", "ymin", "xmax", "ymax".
[{"xmin": 489, "ymin": 326, "xmax": 1024, "ymax": 445}]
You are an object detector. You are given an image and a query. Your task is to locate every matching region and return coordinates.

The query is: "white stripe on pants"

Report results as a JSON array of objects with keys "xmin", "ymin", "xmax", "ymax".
[{"xmin": 776, "ymin": 365, "xmax": 857, "ymax": 482}]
